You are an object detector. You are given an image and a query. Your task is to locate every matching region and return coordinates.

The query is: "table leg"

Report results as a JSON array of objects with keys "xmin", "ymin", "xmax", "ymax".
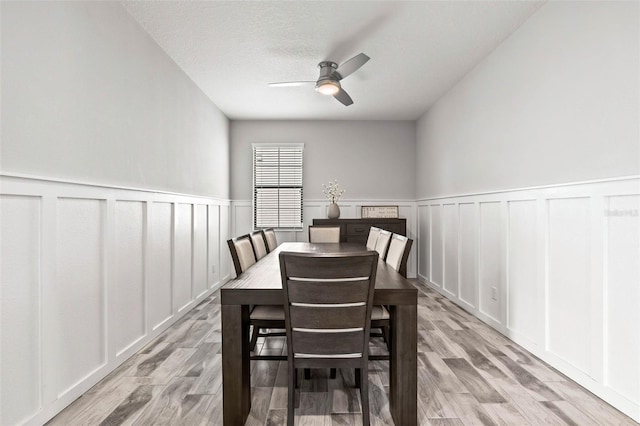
[
  {"xmin": 222, "ymin": 304, "xmax": 251, "ymax": 426},
  {"xmin": 389, "ymin": 304, "xmax": 417, "ymax": 426}
]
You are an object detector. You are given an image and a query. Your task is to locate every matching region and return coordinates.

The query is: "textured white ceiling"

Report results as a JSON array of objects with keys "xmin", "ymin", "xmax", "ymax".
[{"xmin": 122, "ymin": 1, "xmax": 544, "ymax": 120}]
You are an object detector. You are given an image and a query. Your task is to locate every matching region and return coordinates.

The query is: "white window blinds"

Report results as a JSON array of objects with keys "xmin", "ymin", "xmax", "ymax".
[{"xmin": 253, "ymin": 144, "xmax": 304, "ymax": 229}]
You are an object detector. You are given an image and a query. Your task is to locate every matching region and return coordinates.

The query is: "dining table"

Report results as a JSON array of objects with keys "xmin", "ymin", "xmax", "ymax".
[{"xmin": 220, "ymin": 242, "xmax": 417, "ymax": 426}]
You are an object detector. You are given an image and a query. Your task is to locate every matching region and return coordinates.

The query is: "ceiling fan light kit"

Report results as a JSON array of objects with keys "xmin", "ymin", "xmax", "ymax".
[
  {"xmin": 270, "ymin": 53, "xmax": 370, "ymax": 106},
  {"xmin": 315, "ymin": 80, "xmax": 340, "ymax": 96}
]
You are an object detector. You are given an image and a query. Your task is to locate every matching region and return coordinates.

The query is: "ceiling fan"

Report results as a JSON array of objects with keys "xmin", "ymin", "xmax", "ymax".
[{"xmin": 269, "ymin": 53, "xmax": 370, "ymax": 106}]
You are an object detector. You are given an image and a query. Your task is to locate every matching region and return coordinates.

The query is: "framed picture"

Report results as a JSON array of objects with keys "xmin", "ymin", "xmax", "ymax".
[{"xmin": 361, "ymin": 205, "xmax": 399, "ymax": 218}]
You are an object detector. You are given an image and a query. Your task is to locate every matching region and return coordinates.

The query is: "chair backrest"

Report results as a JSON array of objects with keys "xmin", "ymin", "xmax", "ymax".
[
  {"xmin": 366, "ymin": 226, "xmax": 381, "ymax": 250},
  {"xmin": 250, "ymin": 230, "xmax": 268, "ymax": 260},
  {"xmin": 263, "ymin": 228, "xmax": 278, "ymax": 252},
  {"xmin": 385, "ymin": 234, "xmax": 413, "ymax": 278},
  {"xmin": 374, "ymin": 229, "xmax": 392, "ymax": 260},
  {"xmin": 227, "ymin": 234, "xmax": 257, "ymax": 276},
  {"xmin": 308, "ymin": 225, "xmax": 341, "ymax": 243},
  {"xmin": 279, "ymin": 251, "xmax": 378, "ymax": 363}
]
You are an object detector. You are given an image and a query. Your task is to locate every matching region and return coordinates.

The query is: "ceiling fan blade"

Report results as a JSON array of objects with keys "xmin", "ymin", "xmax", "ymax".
[
  {"xmin": 268, "ymin": 81, "xmax": 315, "ymax": 87},
  {"xmin": 334, "ymin": 53, "xmax": 370, "ymax": 80},
  {"xmin": 333, "ymin": 88, "xmax": 353, "ymax": 106}
]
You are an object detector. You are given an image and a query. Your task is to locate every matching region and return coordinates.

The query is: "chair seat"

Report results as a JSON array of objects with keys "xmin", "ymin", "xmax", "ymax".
[
  {"xmin": 250, "ymin": 305, "xmax": 285, "ymax": 321},
  {"xmin": 371, "ymin": 305, "xmax": 389, "ymax": 320}
]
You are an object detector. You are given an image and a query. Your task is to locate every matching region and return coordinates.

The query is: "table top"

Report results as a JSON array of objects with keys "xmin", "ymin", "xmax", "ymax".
[{"xmin": 221, "ymin": 242, "xmax": 417, "ymax": 306}]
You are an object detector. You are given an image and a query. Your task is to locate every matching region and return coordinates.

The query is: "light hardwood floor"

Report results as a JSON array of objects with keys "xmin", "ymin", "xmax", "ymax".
[{"xmin": 48, "ymin": 282, "xmax": 638, "ymax": 425}]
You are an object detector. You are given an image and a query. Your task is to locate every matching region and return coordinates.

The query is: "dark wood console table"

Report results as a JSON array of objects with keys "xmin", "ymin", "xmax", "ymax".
[{"xmin": 312, "ymin": 218, "xmax": 406, "ymax": 244}]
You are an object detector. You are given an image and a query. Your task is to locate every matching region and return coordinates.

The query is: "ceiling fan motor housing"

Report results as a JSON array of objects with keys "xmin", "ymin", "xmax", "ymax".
[{"xmin": 316, "ymin": 61, "xmax": 341, "ymax": 86}]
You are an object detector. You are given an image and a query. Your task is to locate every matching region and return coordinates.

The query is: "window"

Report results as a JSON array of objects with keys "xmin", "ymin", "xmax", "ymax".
[{"xmin": 253, "ymin": 143, "xmax": 304, "ymax": 229}]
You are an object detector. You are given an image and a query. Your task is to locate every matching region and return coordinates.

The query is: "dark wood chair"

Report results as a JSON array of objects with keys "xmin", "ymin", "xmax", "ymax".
[
  {"xmin": 228, "ymin": 234, "xmax": 285, "ymax": 356},
  {"xmin": 308, "ymin": 225, "xmax": 341, "ymax": 243},
  {"xmin": 373, "ymin": 229, "xmax": 392, "ymax": 260},
  {"xmin": 366, "ymin": 226, "xmax": 381, "ymax": 250},
  {"xmin": 370, "ymin": 233, "xmax": 414, "ymax": 359},
  {"xmin": 249, "ymin": 230, "xmax": 269, "ymax": 260},
  {"xmin": 279, "ymin": 250, "xmax": 379, "ymax": 426},
  {"xmin": 385, "ymin": 233, "xmax": 413, "ymax": 278},
  {"xmin": 227, "ymin": 234, "xmax": 257, "ymax": 277},
  {"xmin": 262, "ymin": 228, "xmax": 278, "ymax": 252}
]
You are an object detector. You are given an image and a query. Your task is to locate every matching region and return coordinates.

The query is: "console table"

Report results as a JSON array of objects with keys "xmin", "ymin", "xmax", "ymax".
[{"xmin": 312, "ymin": 218, "xmax": 406, "ymax": 245}]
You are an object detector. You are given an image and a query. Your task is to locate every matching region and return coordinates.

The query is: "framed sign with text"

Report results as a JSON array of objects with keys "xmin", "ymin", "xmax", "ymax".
[{"xmin": 361, "ymin": 205, "xmax": 399, "ymax": 218}]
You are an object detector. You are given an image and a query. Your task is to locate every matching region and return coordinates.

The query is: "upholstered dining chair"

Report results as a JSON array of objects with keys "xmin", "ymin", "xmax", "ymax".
[
  {"xmin": 366, "ymin": 226, "xmax": 381, "ymax": 250},
  {"xmin": 262, "ymin": 228, "xmax": 278, "ymax": 253},
  {"xmin": 308, "ymin": 225, "xmax": 341, "ymax": 243},
  {"xmin": 374, "ymin": 229, "xmax": 392, "ymax": 260},
  {"xmin": 385, "ymin": 233, "xmax": 413, "ymax": 278},
  {"xmin": 370, "ymin": 234, "xmax": 414, "ymax": 355},
  {"xmin": 279, "ymin": 250, "xmax": 379, "ymax": 426},
  {"xmin": 227, "ymin": 234, "xmax": 257, "ymax": 277},
  {"xmin": 228, "ymin": 234, "xmax": 285, "ymax": 355},
  {"xmin": 250, "ymin": 230, "xmax": 269, "ymax": 260}
]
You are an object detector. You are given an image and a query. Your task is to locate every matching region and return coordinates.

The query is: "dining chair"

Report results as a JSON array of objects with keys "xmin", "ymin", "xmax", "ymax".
[
  {"xmin": 308, "ymin": 225, "xmax": 341, "ymax": 243},
  {"xmin": 366, "ymin": 226, "xmax": 381, "ymax": 250},
  {"xmin": 279, "ymin": 250, "xmax": 379, "ymax": 426},
  {"xmin": 262, "ymin": 228, "xmax": 278, "ymax": 252},
  {"xmin": 228, "ymin": 234, "xmax": 285, "ymax": 355},
  {"xmin": 250, "ymin": 230, "xmax": 268, "ymax": 260},
  {"xmin": 370, "ymin": 234, "xmax": 414, "ymax": 356},
  {"xmin": 385, "ymin": 233, "xmax": 413, "ymax": 278},
  {"xmin": 227, "ymin": 234, "xmax": 257, "ymax": 277},
  {"xmin": 374, "ymin": 229, "xmax": 392, "ymax": 260}
]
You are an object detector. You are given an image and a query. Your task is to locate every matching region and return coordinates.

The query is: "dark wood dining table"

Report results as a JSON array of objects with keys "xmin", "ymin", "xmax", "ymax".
[{"xmin": 220, "ymin": 242, "xmax": 417, "ymax": 426}]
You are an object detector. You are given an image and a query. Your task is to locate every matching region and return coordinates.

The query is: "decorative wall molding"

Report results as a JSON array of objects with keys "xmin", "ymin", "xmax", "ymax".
[
  {"xmin": 0, "ymin": 174, "xmax": 231, "ymax": 426},
  {"xmin": 416, "ymin": 175, "xmax": 640, "ymax": 202},
  {"xmin": 416, "ymin": 176, "xmax": 640, "ymax": 422},
  {"xmin": 3, "ymin": 173, "xmax": 638, "ymax": 423}
]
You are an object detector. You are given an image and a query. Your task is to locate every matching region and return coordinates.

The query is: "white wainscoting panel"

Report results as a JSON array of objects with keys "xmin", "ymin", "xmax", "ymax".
[
  {"xmin": 193, "ymin": 204, "xmax": 208, "ymax": 298},
  {"xmin": 479, "ymin": 201, "xmax": 502, "ymax": 324},
  {"xmin": 114, "ymin": 201, "xmax": 145, "ymax": 355},
  {"xmin": 55, "ymin": 198, "xmax": 106, "ymax": 397},
  {"xmin": 430, "ymin": 204, "xmax": 443, "ymax": 287},
  {"xmin": 0, "ymin": 174, "xmax": 230, "ymax": 425},
  {"xmin": 0, "ymin": 195, "xmax": 42, "ymax": 426},
  {"xmin": 507, "ymin": 200, "xmax": 538, "ymax": 345},
  {"xmin": 148, "ymin": 202, "xmax": 173, "ymax": 330},
  {"xmin": 220, "ymin": 205, "xmax": 231, "ymax": 281},
  {"xmin": 416, "ymin": 177, "xmax": 640, "ymax": 422},
  {"xmin": 173, "ymin": 203, "xmax": 193, "ymax": 312},
  {"xmin": 208, "ymin": 204, "xmax": 220, "ymax": 288},
  {"xmin": 232, "ymin": 202, "xmax": 253, "ymax": 237},
  {"xmin": 443, "ymin": 203, "xmax": 459, "ymax": 297},
  {"xmin": 418, "ymin": 205, "xmax": 430, "ymax": 280},
  {"xmin": 458, "ymin": 203, "xmax": 477, "ymax": 309},
  {"xmin": 605, "ymin": 195, "xmax": 640, "ymax": 404},
  {"xmin": 547, "ymin": 197, "xmax": 591, "ymax": 373}
]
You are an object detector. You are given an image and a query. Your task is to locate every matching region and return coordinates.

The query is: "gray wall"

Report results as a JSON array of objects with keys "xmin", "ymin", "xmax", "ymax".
[
  {"xmin": 230, "ymin": 120, "xmax": 416, "ymax": 201},
  {"xmin": 1, "ymin": 1, "xmax": 230, "ymax": 198},
  {"xmin": 416, "ymin": 1, "xmax": 639, "ymax": 199}
]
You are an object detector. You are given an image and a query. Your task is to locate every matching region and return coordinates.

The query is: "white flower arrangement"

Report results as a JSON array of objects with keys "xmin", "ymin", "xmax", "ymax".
[{"xmin": 322, "ymin": 179, "xmax": 346, "ymax": 204}]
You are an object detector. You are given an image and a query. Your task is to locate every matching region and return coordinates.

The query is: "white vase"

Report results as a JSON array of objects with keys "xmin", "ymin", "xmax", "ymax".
[{"xmin": 327, "ymin": 203, "xmax": 340, "ymax": 219}]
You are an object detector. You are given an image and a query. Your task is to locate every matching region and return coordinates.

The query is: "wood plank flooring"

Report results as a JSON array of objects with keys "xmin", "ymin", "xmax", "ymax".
[{"xmin": 48, "ymin": 282, "xmax": 638, "ymax": 425}]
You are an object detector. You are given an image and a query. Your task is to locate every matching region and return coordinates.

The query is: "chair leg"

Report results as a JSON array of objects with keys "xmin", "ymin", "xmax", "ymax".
[
  {"xmin": 250, "ymin": 325, "xmax": 259, "ymax": 351},
  {"xmin": 304, "ymin": 368, "xmax": 311, "ymax": 380},
  {"xmin": 355, "ymin": 368, "xmax": 361, "ymax": 388},
  {"xmin": 288, "ymin": 367, "xmax": 295, "ymax": 426},
  {"xmin": 360, "ymin": 364, "xmax": 370, "ymax": 426},
  {"xmin": 330, "ymin": 368, "xmax": 337, "ymax": 379}
]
